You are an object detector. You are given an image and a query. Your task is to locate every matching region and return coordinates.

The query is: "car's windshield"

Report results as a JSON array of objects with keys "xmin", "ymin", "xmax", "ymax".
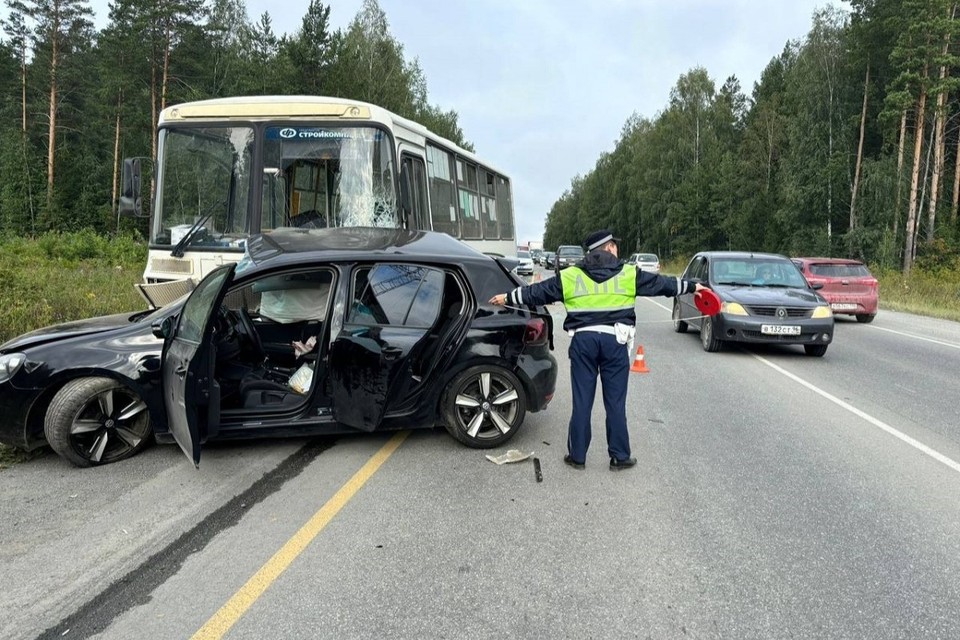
[
  {"xmin": 152, "ymin": 125, "xmax": 254, "ymax": 249},
  {"xmin": 637, "ymin": 254, "xmax": 658, "ymax": 262},
  {"xmin": 711, "ymin": 258, "xmax": 808, "ymax": 288},
  {"xmin": 517, "ymin": 250, "xmax": 530, "ymax": 259},
  {"xmin": 558, "ymin": 246, "xmax": 584, "ymax": 257}
]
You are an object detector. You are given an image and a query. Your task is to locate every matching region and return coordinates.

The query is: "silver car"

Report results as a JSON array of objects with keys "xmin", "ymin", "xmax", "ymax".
[{"xmin": 633, "ymin": 253, "xmax": 660, "ymax": 273}]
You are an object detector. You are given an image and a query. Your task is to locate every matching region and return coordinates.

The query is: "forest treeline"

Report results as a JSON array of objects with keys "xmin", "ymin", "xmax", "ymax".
[
  {"xmin": 543, "ymin": 0, "xmax": 960, "ymax": 274},
  {"xmin": 0, "ymin": 0, "xmax": 468, "ymax": 239}
]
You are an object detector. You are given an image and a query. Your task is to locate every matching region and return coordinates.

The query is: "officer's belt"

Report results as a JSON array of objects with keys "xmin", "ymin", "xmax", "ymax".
[{"xmin": 567, "ymin": 324, "xmax": 617, "ymax": 337}]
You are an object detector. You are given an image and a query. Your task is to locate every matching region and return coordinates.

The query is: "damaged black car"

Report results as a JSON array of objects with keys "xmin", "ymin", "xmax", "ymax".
[{"xmin": 0, "ymin": 227, "xmax": 558, "ymax": 467}]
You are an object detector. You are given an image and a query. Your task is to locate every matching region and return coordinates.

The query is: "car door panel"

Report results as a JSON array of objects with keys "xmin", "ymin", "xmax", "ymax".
[
  {"xmin": 161, "ymin": 265, "xmax": 234, "ymax": 467},
  {"xmin": 329, "ymin": 325, "xmax": 429, "ymax": 430}
]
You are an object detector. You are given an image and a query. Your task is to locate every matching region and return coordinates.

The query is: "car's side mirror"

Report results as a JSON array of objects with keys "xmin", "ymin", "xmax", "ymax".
[
  {"xmin": 152, "ymin": 316, "xmax": 176, "ymax": 340},
  {"xmin": 810, "ymin": 282, "xmax": 824, "ymax": 290}
]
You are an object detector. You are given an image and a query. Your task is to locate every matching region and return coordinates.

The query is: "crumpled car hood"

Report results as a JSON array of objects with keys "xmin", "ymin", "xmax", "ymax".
[{"xmin": 0, "ymin": 312, "xmax": 137, "ymax": 351}]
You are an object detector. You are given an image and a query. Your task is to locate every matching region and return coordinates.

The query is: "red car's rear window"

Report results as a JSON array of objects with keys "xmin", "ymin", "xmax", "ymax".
[{"xmin": 809, "ymin": 263, "xmax": 871, "ymax": 278}]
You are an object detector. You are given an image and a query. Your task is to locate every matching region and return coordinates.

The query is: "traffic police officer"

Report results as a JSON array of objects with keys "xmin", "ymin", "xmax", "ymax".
[{"xmin": 489, "ymin": 229, "xmax": 705, "ymax": 470}]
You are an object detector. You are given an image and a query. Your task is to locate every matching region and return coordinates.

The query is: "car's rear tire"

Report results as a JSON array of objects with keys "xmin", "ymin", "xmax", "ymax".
[
  {"xmin": 804, "ymin": 344, "xmax": 829, "ymax": 357},
  {"xmin": 441, "ymin": 365, "xmax": 526, "ymax": 449},
  {"xmin": 700, "ymin": 317, "xmax": 723, "ymax": 352},
  {"xmin": 672, "ymin": 300, "xmax": 688, "ymax": 333},
  {"xmin": 856, "ymin": 313, "xmax": 876, "ymax": 323},
  {"xmin": 45, "ymin": 377, "xmax": 152, "ymax": 467}
]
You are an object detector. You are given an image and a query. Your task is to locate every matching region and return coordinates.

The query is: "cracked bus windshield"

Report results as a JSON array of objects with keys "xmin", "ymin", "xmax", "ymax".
[
  {"xmin": 263, "ymin": 126, "xmax": 395, "ymax": 230},
  {"xmin": 152, "ymin": 125, "xmax": 396, "ymax": 250}
]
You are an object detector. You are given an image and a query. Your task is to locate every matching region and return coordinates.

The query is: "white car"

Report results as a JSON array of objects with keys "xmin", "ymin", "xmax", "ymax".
[
  {"xmin": 515, "ymin": 250, "xmax": 535, "ymax": 276},
  {"xmin": 634, "ymin": 252, "xmax": 660, "ymax": 273}
]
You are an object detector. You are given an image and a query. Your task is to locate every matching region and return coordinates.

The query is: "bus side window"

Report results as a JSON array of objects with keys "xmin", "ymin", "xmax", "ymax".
[
  {"xmin": 401, "ymin": 155, "xmax": 430, "ymax": 231},
  {"xmin": 426, "ymin": 144, "xmax": 458, "ymax": 237},
  {"xmin": 482, "ymin": 170, "xmax": 498, "ymax": 239}
]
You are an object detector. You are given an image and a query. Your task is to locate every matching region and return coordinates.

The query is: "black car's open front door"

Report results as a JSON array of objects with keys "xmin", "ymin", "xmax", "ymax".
[{"xmin": 161, "ymin": 265, "xmax": 235, "ymax": 467}]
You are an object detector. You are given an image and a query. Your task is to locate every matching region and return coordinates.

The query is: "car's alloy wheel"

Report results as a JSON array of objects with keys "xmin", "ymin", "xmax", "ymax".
[
  {"xmin": 673, "ymin": 300, "xmax": 688, "ymax": 333},
  {"xmin": 45, "ymin": 377, "xmax": 152, "ymax": 467},
  {"xmin": 441, "ymin": 365, "xmax": 526, "ymax": 448},
  {"xmin": 700, "ymin": 317, "xmax": 723, "ymax": 352}
]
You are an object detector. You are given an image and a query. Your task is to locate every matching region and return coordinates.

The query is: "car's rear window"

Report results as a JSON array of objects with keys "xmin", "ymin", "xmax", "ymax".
[
  {"xmin": 637, "ymin": 254, "xmax": 658, "ymax": 262},
  {"xmin": 809, "ymin": 263, "xmax": 871, "ymax": 277},
  {"xmin": 558, "ymin": 246, "xmax": 584, "ymax": 257}
]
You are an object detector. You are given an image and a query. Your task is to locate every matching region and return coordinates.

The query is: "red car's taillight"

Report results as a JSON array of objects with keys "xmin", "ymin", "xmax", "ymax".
[{"xmin": 524, "ymin": 318, "xmax": 547, "ymax": 345}]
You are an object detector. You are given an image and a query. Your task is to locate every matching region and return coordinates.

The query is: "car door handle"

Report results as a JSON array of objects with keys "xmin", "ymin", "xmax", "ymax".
[{"xmin": 382, "ymin": 346, "xmax": 403, "ymax": 361}]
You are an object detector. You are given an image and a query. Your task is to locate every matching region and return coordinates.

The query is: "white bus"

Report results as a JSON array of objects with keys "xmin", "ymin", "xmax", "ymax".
[{"xmin": 120, "ymin": 96, "xmax": 517, "ymax": 306}]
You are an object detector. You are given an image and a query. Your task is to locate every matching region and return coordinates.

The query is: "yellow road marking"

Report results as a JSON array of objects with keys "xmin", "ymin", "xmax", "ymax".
[{"xmin": 192, "ymin": 431, "xmax": 410, "ymax": 639}]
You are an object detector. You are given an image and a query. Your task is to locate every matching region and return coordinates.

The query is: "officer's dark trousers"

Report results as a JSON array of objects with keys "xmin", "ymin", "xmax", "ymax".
[{"xmin": 567, "ymin": 331, "xmax": 631, "ymax": 463}]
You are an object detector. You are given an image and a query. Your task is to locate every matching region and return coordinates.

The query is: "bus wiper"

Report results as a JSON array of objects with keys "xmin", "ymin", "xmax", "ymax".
[{"xmin": 170, "ymin": 200, "xmax": 225, "ymax": 258}]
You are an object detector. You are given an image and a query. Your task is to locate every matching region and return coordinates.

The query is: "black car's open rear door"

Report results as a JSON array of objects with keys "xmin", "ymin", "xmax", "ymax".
[{"xmin": 161, "ymin": 265, "xmax": 235, "ymax": 467}]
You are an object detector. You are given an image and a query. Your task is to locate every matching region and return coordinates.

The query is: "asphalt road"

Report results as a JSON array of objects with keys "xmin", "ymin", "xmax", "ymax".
[{"xmin": 2, "ymin": 281, "xmax": 960, "ymax": 639}]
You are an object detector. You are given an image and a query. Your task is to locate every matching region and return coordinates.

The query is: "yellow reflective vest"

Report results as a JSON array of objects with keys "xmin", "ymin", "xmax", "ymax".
[{"xmin": 560, "ymin": 264, "xmax": 637, "ymax": 315}]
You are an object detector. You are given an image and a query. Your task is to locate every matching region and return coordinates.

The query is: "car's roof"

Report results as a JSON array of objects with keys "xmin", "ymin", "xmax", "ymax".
[
  {"xmin": 698, "ymin": 251, "xmax": 789, "ymax": 260},
  {"xmin": 243, "ymin": 227, "xmax": 492, "ymax": 270},
  {"xmin": 793, "ymin": 256, "xmax": 865, "ymax": 265}
]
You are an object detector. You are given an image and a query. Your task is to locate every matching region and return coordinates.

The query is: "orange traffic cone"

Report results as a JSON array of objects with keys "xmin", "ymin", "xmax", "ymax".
[{"xmin": 630, "ymin": 345, "xmax": 650, "ymax": 373}]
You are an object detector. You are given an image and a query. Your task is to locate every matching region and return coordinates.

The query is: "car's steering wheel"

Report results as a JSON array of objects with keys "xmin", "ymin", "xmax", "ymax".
[{"xmin": 235, "ymin": 307, "xmax": 266, "ymax": 361}]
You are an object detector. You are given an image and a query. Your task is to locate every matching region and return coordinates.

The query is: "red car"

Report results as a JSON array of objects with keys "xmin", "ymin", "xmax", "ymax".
[{"xmin": 792, "ymin": 257, "xmax": 879, "ymax": 323}]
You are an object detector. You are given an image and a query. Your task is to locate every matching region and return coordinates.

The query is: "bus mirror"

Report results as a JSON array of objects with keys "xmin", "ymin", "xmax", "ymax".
[
  {"xmin": 398, "ymin": 163, "xmax": 413, "ymax": 228},
  {"xmin": 119, "ymin": 158, "xmax": 144, "ymax": 217}
]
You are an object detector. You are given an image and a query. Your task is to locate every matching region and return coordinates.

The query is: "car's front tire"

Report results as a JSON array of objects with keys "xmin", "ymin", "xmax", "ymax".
[
  {"xmin": 673, "ymin": 300, "xmax": 688, "ymax": 333},
  {"xmin": 700, "ymin": 317, "xmax": 723, "ymax": 352},
  {"xmin": 804, "ymin": 344, "xmax": 829, "ymax": 357},
  {"xmin": 45, "ymin": 377, "xmax": 152, "ymax": 467},
  {"xmin": 856, "ymin": 313, "xmax": 876, "ymax": 323},
  {"xmin": 441, "ymin": 365, "xmax": 526, "ymax": 448}
]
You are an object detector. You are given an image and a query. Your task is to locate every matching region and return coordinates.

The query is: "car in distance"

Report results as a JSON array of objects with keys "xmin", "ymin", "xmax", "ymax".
[
  {"xmin": 515, "ymin": 250, "xmax": 535, "ymax": 276},
  {"xmin": 554, "ymin": 245, "xmax": 585, "ymax": 270},
  {"xmin": 633, "ymin": 252, "xmax": 661, "ymax": 274},
  {"xmin": 673, "ymin": 251, "xmax": 834, "ymax": 356},
  {"xmin": 0, "ymin": 227, "xmax": 558, "ymax": 467},
  {"xmin": 792, "ymin": 257, "xmax": 878, "ymax": 323},
  {"xmin": 543, "ymin": 251, "xmax": 556, "ymax": 269}
]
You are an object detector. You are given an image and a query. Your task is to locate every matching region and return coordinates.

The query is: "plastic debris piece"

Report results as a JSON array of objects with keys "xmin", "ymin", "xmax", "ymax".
[
  {"xmin": 485, "ymin": 449, "xmax": 534, "ymax": 465},
  {"xmin": 533, "ymin": 457, "xmax": 543, "ymax": 482}
]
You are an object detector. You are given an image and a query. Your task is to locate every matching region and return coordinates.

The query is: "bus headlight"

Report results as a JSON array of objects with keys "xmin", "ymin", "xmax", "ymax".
[
  {"xmin": 0, "ymin": 353, "xmax": 26, "ymax": 384},
  {"xmin": 811, "ymin": 306, "xmax": 833, "ymax": 319}
]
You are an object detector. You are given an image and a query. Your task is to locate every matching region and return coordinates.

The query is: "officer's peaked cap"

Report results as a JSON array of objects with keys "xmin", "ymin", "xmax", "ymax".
[{"xmin": 584, "ymin": 229, "xmax": 616, "ymax": 251}]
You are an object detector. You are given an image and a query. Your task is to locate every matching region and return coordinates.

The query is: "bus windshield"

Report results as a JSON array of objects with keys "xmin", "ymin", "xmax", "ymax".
[
  {"xmin": 151, "ymin": 124, "xmax": 397, "ymax": 249},
  {"xmin": 153, "ymin": 125, "xmax": 254, "ymax": 248},
  {"xmin": 262, "ymin": 125, "xmax": 396, "ymax": 230}
]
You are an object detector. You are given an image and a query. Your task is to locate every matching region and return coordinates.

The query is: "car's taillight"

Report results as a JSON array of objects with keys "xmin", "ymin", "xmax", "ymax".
[{"xmin": 524, "ymin": 318, "xmax": 547, "ymax": 345}]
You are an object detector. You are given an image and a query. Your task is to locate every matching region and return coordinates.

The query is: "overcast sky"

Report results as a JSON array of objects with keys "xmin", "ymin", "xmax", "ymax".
[{"xmin": 86, "ymin": 0, "xmax": 832, "ymax": 246}]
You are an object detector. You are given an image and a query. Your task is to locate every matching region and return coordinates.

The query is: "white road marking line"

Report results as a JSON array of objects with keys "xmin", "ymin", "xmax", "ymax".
[
  {"xmin": 648, "ymin": 295, "xmax": 960, "ymax": 472},
  {"xmin": 752, "ymin": 353, "xmax": 960, "ymax": 475},
  {"xmin": 865, "ymin": 325, "xmax": 960, "ymax": 350}
]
